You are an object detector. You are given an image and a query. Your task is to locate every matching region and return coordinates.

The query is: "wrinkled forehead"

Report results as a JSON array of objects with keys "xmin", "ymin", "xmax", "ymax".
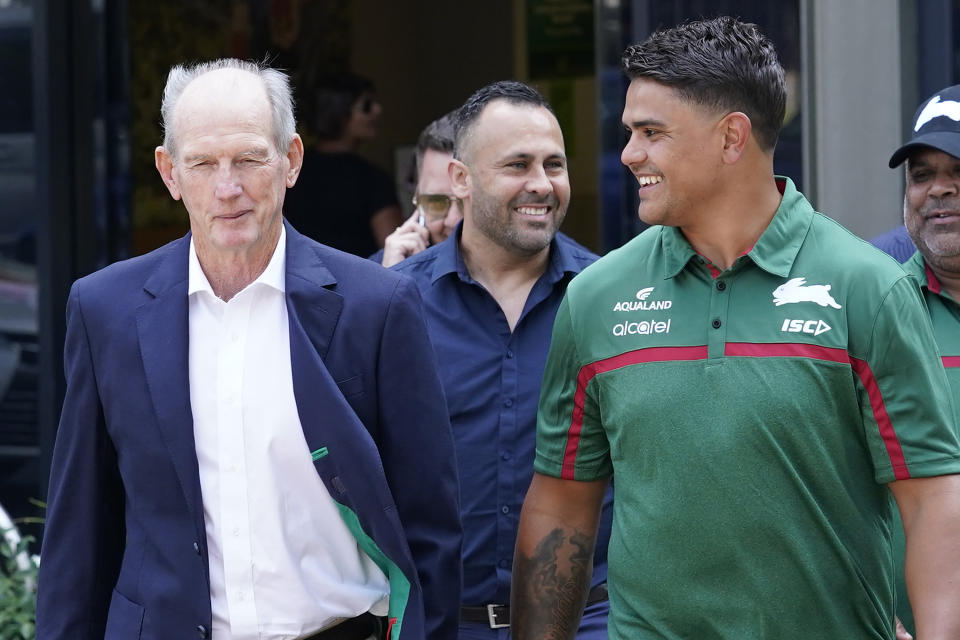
[{"xmin": 173, "ymin": 69, "xmax": 272, "ymax": 140}]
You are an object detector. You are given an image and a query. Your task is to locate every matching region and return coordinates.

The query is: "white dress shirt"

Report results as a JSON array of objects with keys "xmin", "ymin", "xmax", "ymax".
[{"xmin": 188, "ymin": 228, "xmax": 389, "ymax": 640}]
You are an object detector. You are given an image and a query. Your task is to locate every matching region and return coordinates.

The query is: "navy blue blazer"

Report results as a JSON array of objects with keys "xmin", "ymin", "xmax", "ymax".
[{"xmin": 36, "ymin": 221, "xmax": 462, "ymax": 640}]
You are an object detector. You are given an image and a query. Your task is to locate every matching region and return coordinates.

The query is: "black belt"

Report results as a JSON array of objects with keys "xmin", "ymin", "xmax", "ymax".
[
  {"xmin": 461, "ymin": 583, "xmax": 608, "ymax": 629},
  {"xmin": 299, "ymin": 612, "xmax": 384, "ymax": 640}
]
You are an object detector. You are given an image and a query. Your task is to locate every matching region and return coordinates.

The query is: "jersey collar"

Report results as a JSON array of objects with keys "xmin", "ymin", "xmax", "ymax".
[
  {"xmin": 660, "ymin": 176, "xmax": 813, "ymax": 280},
  {"xmin": 903, "ymin": 250, "xmax": 960, "ymax": 305}
]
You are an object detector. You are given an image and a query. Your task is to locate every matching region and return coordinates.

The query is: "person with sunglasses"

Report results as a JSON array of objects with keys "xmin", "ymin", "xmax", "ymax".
[
  {"xmin": 283, "ymin": 72, "xmax": 405, "ymax": 258},
  {"xmin": 375, "ymin": 112, "xmax": 463, "ymax": 267}
]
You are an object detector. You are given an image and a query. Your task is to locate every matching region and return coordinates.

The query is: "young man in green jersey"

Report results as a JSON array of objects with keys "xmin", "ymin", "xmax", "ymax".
[{"xmin": 511, "ymin": 16, "xmax": 960, "ymax": 640}]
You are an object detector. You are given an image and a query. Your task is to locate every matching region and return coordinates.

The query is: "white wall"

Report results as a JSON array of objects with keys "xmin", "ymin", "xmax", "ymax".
[{"xmin": 803, "ymin": 0, "xmax": 909, "ymax": 238}]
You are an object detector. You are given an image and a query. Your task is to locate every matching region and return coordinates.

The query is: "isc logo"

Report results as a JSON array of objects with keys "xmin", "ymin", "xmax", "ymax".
[{"xmin": 781, "ymin": 319, "xmax": 831, "ymax": 336}]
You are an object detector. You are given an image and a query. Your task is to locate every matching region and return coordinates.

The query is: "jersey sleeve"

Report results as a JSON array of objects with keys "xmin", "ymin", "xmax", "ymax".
[
  {"xmin": 855, "ymin": 275, "xmax": 960, "ymax": 483},
  {"xmin": 534, "ymin": 293, "xmax": 612, "ymax": 481}
]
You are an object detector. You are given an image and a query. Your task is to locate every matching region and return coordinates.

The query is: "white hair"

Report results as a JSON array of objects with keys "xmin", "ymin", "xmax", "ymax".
[{"xmin": 160, "ymin": 58, "xmax": 296, "ymax": 157}]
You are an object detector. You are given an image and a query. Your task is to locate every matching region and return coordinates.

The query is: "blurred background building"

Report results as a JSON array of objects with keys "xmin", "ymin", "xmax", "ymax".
[{"xmin": 0, "ymin": 0, "xmax": 950, "ymax": 545}]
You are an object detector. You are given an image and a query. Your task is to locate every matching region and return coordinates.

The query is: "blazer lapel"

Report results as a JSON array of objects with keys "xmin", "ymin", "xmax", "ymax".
[
  {"xmin": 135, "ymin": 236, "xmax": 205, "ymax": 540},
  {"xmin": 284, "ymin": 222, "xmax": 342, "ymax": 362},
  {"xmin": 284, "ymin": 223, "xmax": 353, "ymax": 461}
]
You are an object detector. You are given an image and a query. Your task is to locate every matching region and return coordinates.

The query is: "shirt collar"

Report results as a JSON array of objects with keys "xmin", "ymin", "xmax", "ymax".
[
  {"xmin": 430, "ymin": 222, "xmax": 587, "ymax": 285},
  {"xmin": 903, "ymin": 249, "xmax": 951, "ymax": 298},
  {"xmin": 661, "ymin": 176, "xmax": 812, "ymax": 279},
  {"xmin": 429, "ymin": 223, "xmax": 465, "ymax": 284},
  {"xmin": 188, "ymin": 225, "xmax": 287, "ymax": 297},
  {"xmin": 550, "ymin": 232, "xmax": 592, "ymax": 278}
]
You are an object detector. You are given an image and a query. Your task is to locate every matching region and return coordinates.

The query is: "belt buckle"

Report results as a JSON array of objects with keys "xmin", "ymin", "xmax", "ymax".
[{"xmin": 486, "ymin": 604, "xmax": 509, "ymax": 629}]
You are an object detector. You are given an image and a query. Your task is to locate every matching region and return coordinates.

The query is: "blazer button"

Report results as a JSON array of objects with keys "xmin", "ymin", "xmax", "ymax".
[
  {"xmin": 193, "ymin": 541, "xmax": 201, "ymax": 555},
  {"xmin": 197, "ymin": 624, "xmax": 209, "ymax": 638}
]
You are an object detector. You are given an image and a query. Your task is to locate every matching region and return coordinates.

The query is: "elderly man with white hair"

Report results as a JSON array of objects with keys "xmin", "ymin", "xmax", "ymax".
[{"xmin": 35, "ymin": 59, "xmax": 461, "ymax": 640}]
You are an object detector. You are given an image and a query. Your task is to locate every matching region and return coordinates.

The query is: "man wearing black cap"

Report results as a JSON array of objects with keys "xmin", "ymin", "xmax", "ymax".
[
  {"xmin": 873, "ymin": 86, "xmax": 960, "ymax": 261},
  {"xmin": 886, "ymin": 84, "xmax": 960, "ymax": 638}
]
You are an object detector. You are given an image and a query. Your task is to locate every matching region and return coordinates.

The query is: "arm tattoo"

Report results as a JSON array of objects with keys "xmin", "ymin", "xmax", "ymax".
[{"xmin": 512, "ymin": 527, "xmax": 594, "ymax": 640}]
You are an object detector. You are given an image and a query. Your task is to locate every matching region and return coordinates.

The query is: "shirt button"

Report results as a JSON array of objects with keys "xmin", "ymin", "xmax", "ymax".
[
  {"xmin": 506, "ymin": 349, "xmax": 514, "ymax": 358},
  {"xmin": 504, "ymin": 398, "xmax": 513, "ymax": 408},
  {"xmin": 501, "ymin": 505, "xmax": 510, "ymax": 514},
  {"xmin": 499, "ymin": 559, "xmax": 510, "ymax": 568},
  {"xmin": 712, "ymin": 318, "xmax": 722, "ymax": 329},
  {"xmin": 233, "ymin": 527, "xmax": 241, "ymax": 537},
  {"xmin": 197, "ymin": 625, "xmax": 209, "ymax": 639},
  {"xmin": 193, "ymin": 541, "xmax": 201, "ymax": 555},
  {"xmin": 231, "ymin": 333, "xmax": 239, "ymax": 343},
  {"xmin": 501, "ymin": 452, "xmax": 511, "ymax": 461},
  {"xmin": 716, "ymin": 281, "xmax": 727, "ymax": 291}
]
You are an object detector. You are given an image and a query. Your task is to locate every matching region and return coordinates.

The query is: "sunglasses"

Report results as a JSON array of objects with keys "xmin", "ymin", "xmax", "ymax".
[
  {"xmin": 359, "ymin": 96, "xmax": 378, "ymax": 114},
  {"xmin": 413, "ymin": 194, "xmax": 462, "ymax": 222}
]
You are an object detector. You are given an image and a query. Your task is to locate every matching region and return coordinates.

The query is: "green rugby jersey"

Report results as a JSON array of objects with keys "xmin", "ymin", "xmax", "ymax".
[
  {"xmin": 891, "ymin": 250, "xmax": 960, "ymax": 635},
  {"xmin": 535, "ymin": 178, "xmax": 960, "ymax": 639},
  {"xmin": 903, "ymin": 251, "xmax": 960, "ymax": 380}
]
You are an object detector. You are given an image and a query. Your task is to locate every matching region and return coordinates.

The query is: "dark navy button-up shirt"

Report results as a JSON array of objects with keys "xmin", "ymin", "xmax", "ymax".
[{"xmin": 394, "ymin": 227, "xmax": 613, "ymax": 606}]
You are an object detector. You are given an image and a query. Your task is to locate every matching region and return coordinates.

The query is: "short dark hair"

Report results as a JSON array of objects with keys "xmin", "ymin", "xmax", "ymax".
[
  {"xmin": 312, "ymin": 72, "xmax": 375, "ymax": 141},
  {"xmin": 621, "ymin": 16, "xmax": 786, "ymax": 152},
  {"xmin": 415, "ymin": 110, "xmax": 457, "ymax": 174},
  {"xmin": 454, "ymin": 80, "xmax": 554, "ymax": 160}
]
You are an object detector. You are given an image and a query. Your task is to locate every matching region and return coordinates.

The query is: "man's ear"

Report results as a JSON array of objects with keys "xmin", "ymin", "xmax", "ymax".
[
  {"xmin": 155, "ymin": 146, "xmax": 182, "ymax": 201},
  {"xmin": 449, "ymin": 158, "xmax": 471, "ymax": 200},
  {"xmin": 285, "ymin": 134, "xmax": 305, "ymax": 188},
  {"xmin": 718, "ymin": 111, "xmax": 752, "ymax": 165}
]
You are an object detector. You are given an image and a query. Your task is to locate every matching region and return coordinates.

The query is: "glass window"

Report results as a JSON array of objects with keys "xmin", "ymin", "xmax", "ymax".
[
  {"xmin": 0, "ymin": 1, "xmax": 40, "ymax": 545},
  {"xmin": 595, "ymin": 0, "xmax": 802, "ymax": 250}
]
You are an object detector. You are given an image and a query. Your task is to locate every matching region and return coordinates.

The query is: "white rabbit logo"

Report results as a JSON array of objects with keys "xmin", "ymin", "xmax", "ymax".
[
  {"xmin": 772, "ymin": 277, "xmax": 842, "ymax": 309},
  {"xmin": 915, "ymin": 95, "xmax": 960, "ymax": 131}
]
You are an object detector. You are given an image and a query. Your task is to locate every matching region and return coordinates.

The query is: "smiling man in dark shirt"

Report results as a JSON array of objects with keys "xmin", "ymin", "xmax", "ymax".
[{"xmin": 393, "ymin": 81, "xmax": 612, "ymax": 639}]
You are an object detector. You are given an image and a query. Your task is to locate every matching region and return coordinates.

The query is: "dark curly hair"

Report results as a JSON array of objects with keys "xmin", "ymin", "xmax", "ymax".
[{"xmin": 622, "ymin": 16, "xmax": 786, "ymax": 151}]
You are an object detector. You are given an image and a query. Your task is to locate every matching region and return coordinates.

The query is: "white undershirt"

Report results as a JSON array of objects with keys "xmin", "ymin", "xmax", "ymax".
[{"xmin": 188, "ymin": 227, "xmax": 389, "ymax": 640}]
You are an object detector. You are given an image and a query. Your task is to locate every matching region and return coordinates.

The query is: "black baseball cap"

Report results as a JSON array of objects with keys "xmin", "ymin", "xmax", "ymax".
[{"xmin": 889, "ymin": 84, "xmax": 960, "ymax": 168}]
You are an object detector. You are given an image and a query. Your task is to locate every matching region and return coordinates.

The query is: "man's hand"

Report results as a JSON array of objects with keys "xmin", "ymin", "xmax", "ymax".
[
  {"xmin": 895, "ymin": 617, "xmax": 913, "ymax": 640},
  {"xmin": 889, "ymin": 473, "xmax": 960, "ymax": 640},
  {"xmin": 381, "ymin": 211, "xmax": 429, "ymax": 267},
  {"xmin": 511, "ymin": 473, "xmax": 607, "ymax": 640}
]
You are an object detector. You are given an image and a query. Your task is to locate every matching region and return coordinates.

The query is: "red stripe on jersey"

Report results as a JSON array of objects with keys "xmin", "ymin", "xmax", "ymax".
[
  {"xmin": 849, "ymin": 357, "xmax": 909, "ymax": 479},
  {"xmin": 943, "ymin": 356, "xmax": 960, "ymax": 368},
  {"xmin": 561, "ymin": 346, "xmax": 708, "ymax": 479},
  {"xmin": 724, "ymin": 341, "xmax": 849, "ymax": 363},
  {"xmin": 925, "ymin": 261, "xmax": 943, "ymax": 294},
  {"xmin": 726, "ymin": 341, "xmax": 908, "ymax": 480}
]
